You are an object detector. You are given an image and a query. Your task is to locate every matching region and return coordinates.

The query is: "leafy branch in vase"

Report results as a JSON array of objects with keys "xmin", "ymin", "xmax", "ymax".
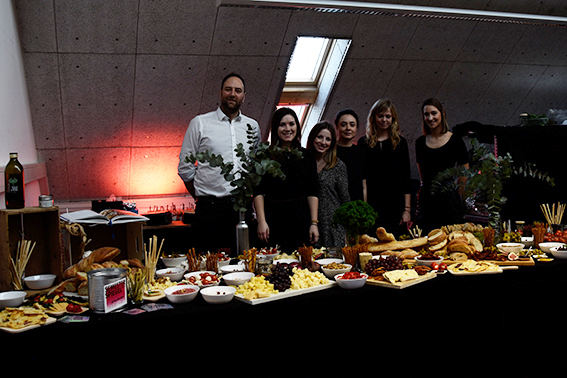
[{"xmin": 185, "ymin": 124, "xmax": 301, "ymax": 213}]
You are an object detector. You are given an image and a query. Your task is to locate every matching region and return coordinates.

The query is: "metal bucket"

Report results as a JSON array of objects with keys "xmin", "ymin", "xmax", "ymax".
[{"xmin": 87, "ymin": 268, "xmax": 128, "ymax": 314}]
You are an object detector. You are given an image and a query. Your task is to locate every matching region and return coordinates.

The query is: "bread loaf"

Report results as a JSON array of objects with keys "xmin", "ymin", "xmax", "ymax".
[
  {"xmin": 63, "ymin": 247, "xmax": 121, "ymax": 279},
  {"xmin": 368, "ymin": 237, "xmax": 428, "ymax": 252}
]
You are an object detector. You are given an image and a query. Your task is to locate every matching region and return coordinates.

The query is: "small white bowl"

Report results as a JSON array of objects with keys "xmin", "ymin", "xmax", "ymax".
[
  {"xmin": 335, "ymin": 273, "xmax": 367, "ymax": 289},
  {"xmin": 200, "ymin": 286, "xmax": 236, "ymax": 304},
  {"xmin": 550, "ymin": 246, "xmax": 567, "ymax": 259},
  {"xmin": 184, "ymin": 271, "xmax": 219, "ymax": 287},
  {"xmin": 0, "ymin": 291, "xmax": 27, "ymax": 309},
  {"xmin": 273, "ymin": 258, "xmax": 299, "ymax": 265},
  {"xmin": 316, "ymin": 258, "xmax": 345, "ymax": 265},
  {"xmin": 497, "ymin": 243, "xmax": 524, "ymax": 255},
  {"xmin": 23, "ymin": 274, "xmax": 57, "ymax": 290},
  {"xmin": 161, "ymin": 255, "xmax": 188, "ymax": 267},
  {"xmin": 538, "ymin": 242, "xmax": 566, "ymax": 253},
  {"xmin": 415, "ymin": 255, "xmax": 444, "ymax": 267},
  {"xmin": 321, "ymin": 263, "xmax": 352, "ymax": 279},
  {"xmin": 156, "ymin": 267, "xmax": 185, "ymax": 281},
  {"xmin": 220, "ymin": 263, "xmax": 246, "ymax": 274},
  {"xmin": 222, "ymin": 272, "xmax": 255, "ymax": 286},
  {"xmin": 164, "ymin": 284, "xmax": 200, "ymax": 304}
]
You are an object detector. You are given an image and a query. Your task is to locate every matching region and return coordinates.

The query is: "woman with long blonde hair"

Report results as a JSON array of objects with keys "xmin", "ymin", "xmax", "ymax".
[{"xmin": 358, "ymin": 99, "xmax": 412, "ymax": 237}]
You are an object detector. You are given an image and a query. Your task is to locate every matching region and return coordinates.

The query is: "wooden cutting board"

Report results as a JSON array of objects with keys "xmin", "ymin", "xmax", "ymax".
[
  {"xmin": 366, "ymin": 272, "xmax": 436, "ymax": 289},
  {"xmin": 440, "ymin": 257, "xmax": 535, "ymax": 266}
]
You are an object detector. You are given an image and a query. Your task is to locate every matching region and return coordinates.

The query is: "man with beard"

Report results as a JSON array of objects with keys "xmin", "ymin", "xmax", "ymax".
[{"xmin": 178, "ymin": 73, "xmax": 260, "ymax": 256}]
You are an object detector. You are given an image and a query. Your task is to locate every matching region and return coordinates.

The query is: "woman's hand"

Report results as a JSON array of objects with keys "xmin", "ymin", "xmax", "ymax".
[
  {"xmin": 257, "ymin": 220, "xmax": 270, "ymax": 244},
  {"xmin": 309, "ymin": 224, "xmax": 319, "ymax": 244},
  {"xmin": 400, "ymin": 210, "xmax": 411, "ymax": 225}
]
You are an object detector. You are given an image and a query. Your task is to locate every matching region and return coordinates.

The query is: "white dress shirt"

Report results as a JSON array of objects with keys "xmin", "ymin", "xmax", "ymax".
[{"xmin": 178, "ymin": 107, "xmax": 260, "ymax": 198}]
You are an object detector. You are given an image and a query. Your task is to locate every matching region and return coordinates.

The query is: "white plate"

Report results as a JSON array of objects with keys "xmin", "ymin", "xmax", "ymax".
[{"xmin": 447, "ymin": 267, "xmax": 503, "ymax": 275}]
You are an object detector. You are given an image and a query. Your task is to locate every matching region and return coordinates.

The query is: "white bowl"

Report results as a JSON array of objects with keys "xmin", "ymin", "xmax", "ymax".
[
  {"xmin": 164, "ymin": 284, "xmax": 200, "ymax": 304},
  {"xmin": 497, "ymin": 243, "xmax": 524, "ymax": 255},
  {"xmin": 335, "ymin": 273, "xmax": 367, "ymax": 289},
  {"xmin": 200, "ymin": 286, "xmax": 236, "ymax": 304},
  {"xmin": 220, "ymin": 263, "xmax": 246, "ymax": 274},
  {"xmin": 184, "ymin": 271, "xmax": 219, "ymax": 287},
  {"xmin": 161, "ymin": 255, "xmax": 188, "ymax": 267},
  {"xmin": 0, "ymin": 291, "xmax": 27, "ymax": 309},
  {"xmin": 222, "ymin": 272, "xmax": 255, "ymax": 286},
  {"xmin": 415, "ymin": 255, "xmax": 444, "ymax": 266},
  {"xmin": 156, "ymin": 267, "xmax": 185, "ymax": 281},
  {"xmin": 316, "ymin": 258, "xmax": 345, "ymax": 265},
  {"xmin": 321, "ymin": 263, "xmax": 352, "ymax": 279},
  {"xmin": 273, "ymin": 258, "xmax": 299, "ymax": 265},
  {"xmin": 23, "ymin": 274, "xmax": 57, "ymax": 290},
  {"xmin": 538, "ymin": 242, "xmax": 566, "ymax": 253},
  {"xmin": 550, "ymin": 246, "xmax": 567, "ymax": 259},
  {"xmin": 521, "ymin": 236, "xmax": 534, "ymax": 247}
]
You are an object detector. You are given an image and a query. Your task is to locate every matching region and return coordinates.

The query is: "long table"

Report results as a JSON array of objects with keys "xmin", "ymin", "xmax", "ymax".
[{"xmin": 5, "ymin": 257, "xmax": 567, "ymax": 365}]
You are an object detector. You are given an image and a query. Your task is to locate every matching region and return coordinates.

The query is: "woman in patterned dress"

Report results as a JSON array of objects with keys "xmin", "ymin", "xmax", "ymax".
[{"xmin": 307, "ymin": 121, "xmax": 350, "ymax": 248}]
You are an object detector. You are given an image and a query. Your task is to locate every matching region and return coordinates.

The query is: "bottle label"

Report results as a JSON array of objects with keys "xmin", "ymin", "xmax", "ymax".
[{"xmin": 7, "ymin": 175, "xmax": 20, "ymax": 193}]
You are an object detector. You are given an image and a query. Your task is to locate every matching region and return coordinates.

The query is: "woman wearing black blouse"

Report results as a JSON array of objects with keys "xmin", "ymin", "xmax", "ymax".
[
  {"xmin": 358, "ymin": 99, "xmax": 412, "ymax": 237},
  {"xmin": 253, "ymin": 107, "xmax": 319, "ymax": 252},
  {"xmin": 334, "ymin": 109, "xmax": 366, "ymax": 202},
  {"xmin": 415, "ymin": 98, "xmax": 470, "ymax": 233}
]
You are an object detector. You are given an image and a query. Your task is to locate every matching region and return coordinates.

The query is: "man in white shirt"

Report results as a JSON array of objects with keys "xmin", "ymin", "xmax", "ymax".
[{"xmin": 178, "ymin": 73, "xmax": 260, "ymax": 256}]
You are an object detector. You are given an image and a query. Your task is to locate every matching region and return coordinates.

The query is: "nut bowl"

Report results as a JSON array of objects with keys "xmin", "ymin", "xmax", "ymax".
[
  {"xmin": 321, "ymin": 263, "xmax": 352, "ymax": 279},
  {"xmin": 550, "ymin": 246, "xmax": 567, "ymax": 259},
  {"xmin": 0, "ymin": 291, "xmax": 27, "ymax": 309},
  {"xmin": 200, "ymin": 286, "xmax": 236, "ymax": 304},
  {"xmin": 156, "ymin": 267, "xmax": 185, "ymax": 281},
  {"xmin": 334, "ymin": 272, "xmax": 368, "ymax": 289},
  {"xmin": 538, "ymin": 242, "xmax": 566, "ymax": 253},
  {"xmin": 497, "ymin": 243, "xmax": 524, "ymax": 255},
  {"xmin": 164, "ymin": 284, "xmax": 200, "ymax": 304},
  {"xmin": 222, "ymin": 272, "xmax": 255, "ymax": 286},
  {"xmin": 24, "ymin": 274, "xmax": 56, "ymax": 290},
  {"xmin": 161, "ymin": 254, "xmax": 187, "ymax": 268}
]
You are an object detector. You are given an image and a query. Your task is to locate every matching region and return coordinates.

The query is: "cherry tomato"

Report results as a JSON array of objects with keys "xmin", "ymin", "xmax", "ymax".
[
  {"xmin": 438, "ymin": 263, "xmax": 447, "ymax": 272},
  {"xmin": 430, "ymin": 262, "xmax": 439, "ymax": 270}
]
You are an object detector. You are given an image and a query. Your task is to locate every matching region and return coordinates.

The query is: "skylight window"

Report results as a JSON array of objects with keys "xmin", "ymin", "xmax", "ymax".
[
  {"xmin": 279, "ymin": 36, "xmax": 351, "ymax": 145},
  {"xmin": 286, "ymin": 37, "xmax": 330, "ymax": 84}
]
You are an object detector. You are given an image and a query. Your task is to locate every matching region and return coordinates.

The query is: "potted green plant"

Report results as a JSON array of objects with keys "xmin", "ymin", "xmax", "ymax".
[{"xmin": 332, "ymin": 200, "xmax": 379, "ymax": 246}]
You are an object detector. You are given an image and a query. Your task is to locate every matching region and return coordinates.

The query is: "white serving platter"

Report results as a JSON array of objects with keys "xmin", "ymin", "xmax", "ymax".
[{"xmin": 234, "ymin": 281, "xmax": 337, "ymax": 305}]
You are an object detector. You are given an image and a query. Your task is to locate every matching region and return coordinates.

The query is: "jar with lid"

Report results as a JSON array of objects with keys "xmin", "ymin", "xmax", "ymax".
[{"xmin": 4, "ymin": 152, "xmax": 25, "ymax": 209}]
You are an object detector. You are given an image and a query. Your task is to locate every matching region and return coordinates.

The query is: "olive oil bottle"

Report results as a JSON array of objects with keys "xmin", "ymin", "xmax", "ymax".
[{"xmin": 5, "ymin": 152, "xmax": 25, "ymax": 209}]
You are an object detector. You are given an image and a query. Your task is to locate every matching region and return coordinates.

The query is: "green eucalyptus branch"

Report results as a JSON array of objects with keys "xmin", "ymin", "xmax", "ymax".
[{"xmin": 185, "ymin": 124, "xmax": 302, "ymax": 213}]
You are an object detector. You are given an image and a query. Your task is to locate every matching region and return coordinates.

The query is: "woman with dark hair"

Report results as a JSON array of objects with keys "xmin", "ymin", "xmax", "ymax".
[
  {"xmin": 307, "ymin": 121, "xmax": 350, "ymax": 248},
  {"xmin": 334, "ymin": 109, "xmax": 366, "ymax": 202},
  {"xmin": 415, "ymin": 98, "xmax": 470, "ymax": 233},
  {"xmin": 358, "ymin": 99, "xmax": 412, "ymax": 237},
  {"xmin": 253, "ymin": 107, "xmax": 319, "ymax": 252}
]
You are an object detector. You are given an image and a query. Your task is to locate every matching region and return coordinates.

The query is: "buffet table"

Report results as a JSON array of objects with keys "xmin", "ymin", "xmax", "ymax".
[{"xmin": 5, "ymin": 257, "xmax": 566, "ymax": 356}]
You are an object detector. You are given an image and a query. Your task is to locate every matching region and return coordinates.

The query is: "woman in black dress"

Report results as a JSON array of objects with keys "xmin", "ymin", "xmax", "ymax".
[
  {"xmin": 253, "ymin": 107, "xmax": 319, "ymax": 252},
  {"xmin": 334, "ymin": 109, "xmax": 366, "ymax": 202},
  {"xmin": 358, "ymin": 99, "xmax": 412, "ymax": 237},
  {"xmin": 415, "ymin": 98, "xmax": 470, "ymax": 233}
]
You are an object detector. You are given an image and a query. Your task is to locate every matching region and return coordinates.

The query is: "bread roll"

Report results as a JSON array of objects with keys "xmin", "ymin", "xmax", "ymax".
[{"xmin": 376, "ymin": 227, "xmax": 396, "ymax": 242}]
